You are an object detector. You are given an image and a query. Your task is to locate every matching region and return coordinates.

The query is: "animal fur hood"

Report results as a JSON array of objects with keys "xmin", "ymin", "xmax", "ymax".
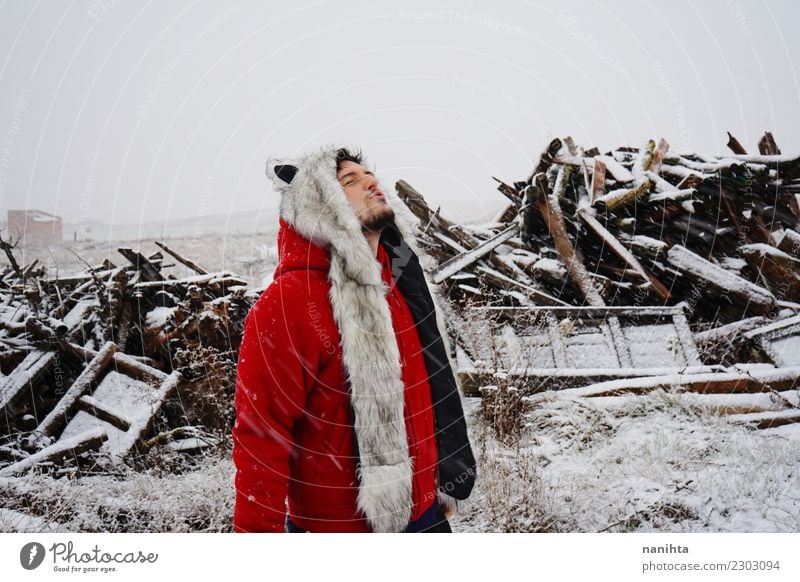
[{"xmin": 263, "ymin": 144, "xmax": 476, "ymax": 532}]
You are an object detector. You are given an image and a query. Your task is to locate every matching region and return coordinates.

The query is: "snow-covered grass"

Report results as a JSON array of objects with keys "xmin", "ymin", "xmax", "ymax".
[
  {"xmin": 451, "ymin": 391, "xmax": 800, "ymax": 532},
  {"xmin": 0, "ymin": 448, "xmax": 236, "ymax": 533},
  {"xmin": 1, "ymin": 391, "xmax": 798, "ymax": 532}
]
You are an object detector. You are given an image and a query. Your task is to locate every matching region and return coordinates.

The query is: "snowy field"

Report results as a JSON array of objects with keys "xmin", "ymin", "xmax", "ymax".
[
  {"xmin": 2, "ymin": 391, "xmax": 798, "ymax": 533},
  {"xmin": 456, "ymin": 393, "xmax": 800, "ymax": 533},
  {"xmin": 15, "ymin": 227, "xmax": 280, "ymax": 291},
  {"xmin": 3, "ymin": 213, "xmax": 799, "ymax": 533}
]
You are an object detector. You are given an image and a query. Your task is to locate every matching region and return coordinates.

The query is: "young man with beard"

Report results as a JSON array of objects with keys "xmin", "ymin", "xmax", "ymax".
[{"xmin": 232, "ymin": 145, "xmax": 476, "ymax": 533}]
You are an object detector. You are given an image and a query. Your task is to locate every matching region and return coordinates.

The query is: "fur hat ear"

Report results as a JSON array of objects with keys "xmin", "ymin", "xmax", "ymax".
[
  {"xmin": 265, "ymin": 158, "xmax": 298, "ymax": 186},
  {"xmin": 274, "ymin": 164, "xmax": 298, "ymax": 184}
]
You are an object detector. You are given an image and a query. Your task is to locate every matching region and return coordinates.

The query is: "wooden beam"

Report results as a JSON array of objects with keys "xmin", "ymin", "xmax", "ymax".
[
  {"xmin": 726, "ymin": 131, "xmax": 747, "ymax": 155},
  {"xmin": 590, "ymin": 158, "xmax": 607, "ymax": 202},
  {"xmin": 116, "ymin": 247, "xmax": 162, "ymax": 282},
  {"xmin": 666, "ymin": 245, "xmax": 776, "ymax": 315},
  {"xmin": 475, "ymin": 266, "xmax": 569, "ymax": 306},
  {"xmin": 154, "ymin": 241, "xmax": 208, "ymax": 275},
  {"xmin": 578, "ymin": 210, "xmax": 671, "ymax": 301},
  {"xmin": 77, "ymin": 395, "xmax": 132, "ymax": 432},
  {"xmin": 535, "ymin": 169, "xmax": 605, "ymax": 306},
  {"xmin": 115, "ymin": 371, "xmax": 182, "ymax": 459},
  {"xmin": 432, "ymin": 225, "xmax": 518, "ymax": 284},
  {"xmin": 0, "ymin": 350, "xmax": 56, "ymax": 427},
  {"xmin": 758, "ymin": 131, "xmax": 781, "ymax": 155},
  {"xmin": 35, "ymin": 341, "xmax": 117, "ymax": 438},
  {"xmin": 0, "ymin": 427, "xmax": 108, "ymax": 477},
  {"xmin": 528, "ymin": 366, "xmax": 800, "ymax": 399}
]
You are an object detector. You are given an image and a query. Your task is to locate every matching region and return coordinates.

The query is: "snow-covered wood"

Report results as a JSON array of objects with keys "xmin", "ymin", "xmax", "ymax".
[
  {"xmin": 578, "ymin": 209, "xmax": 671, "ymax": 301},
  {"xmin": 35, "ymin": 341, "xmax": 117, "ymax": 438},
  {"xmin": 77, "ymin": 395, "xmax": 132, "ymax": 432},
  {"xmin": 0, "ymin": 427, "xmax": 108, "ymax": 477},
  {"xmin": 530, "ymin": 366, "xmax": 800, "ymax": 400},
  {"xmin": 114, "ymin": 371, "xmax": 181, "ymax": 460},
  {"xmin": 0, "ymin": 350, "xmax": 57, "ymax": 423},
  {"xmin": 666, "ymin": 245, "xmax": 776, "ymax": 314},
  {"xmin": 432, "ymin": 225, "xmax": 518, "ymax": 284}
]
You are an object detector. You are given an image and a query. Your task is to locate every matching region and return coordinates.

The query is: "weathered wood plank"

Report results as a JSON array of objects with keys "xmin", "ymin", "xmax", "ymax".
[
  {"xmin": 35, "ymin": 341, "xmax": 117, "ymax": 438},
  {"xmin": 0, "ymin": 427, "xmax": 108, "ymax": 477}
]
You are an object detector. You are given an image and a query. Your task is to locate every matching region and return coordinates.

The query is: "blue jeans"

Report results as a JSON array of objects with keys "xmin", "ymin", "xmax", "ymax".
[{"xmin": 285, "ymin": 500, "xmax": 452, "ymax": 533}]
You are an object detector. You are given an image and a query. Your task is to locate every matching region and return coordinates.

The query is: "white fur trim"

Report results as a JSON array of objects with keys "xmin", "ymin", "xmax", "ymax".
[
  {"xmin": 357, "ymin": 461, "xmax": 414, "ymax": 533},
  {"xmin": 437, "ymin": 489, "xmax": 460, "ymax": 515}
]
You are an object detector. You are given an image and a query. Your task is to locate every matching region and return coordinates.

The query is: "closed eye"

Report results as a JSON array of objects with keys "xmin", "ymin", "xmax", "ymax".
[{"xmin": 340, "ymin": 171, "xmax": 374, "ymax": 187}]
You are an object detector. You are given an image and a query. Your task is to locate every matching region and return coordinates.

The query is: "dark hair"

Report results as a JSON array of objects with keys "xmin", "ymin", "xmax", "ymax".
[{"xmin": 335, "ymin": 147, "xmax": 364, "ymax": 172}]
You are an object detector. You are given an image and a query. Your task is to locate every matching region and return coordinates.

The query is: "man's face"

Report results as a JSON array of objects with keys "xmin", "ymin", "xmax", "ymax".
[{"xmin": 337, "ymin": 160, "xmax": 395, "ymax": 233}]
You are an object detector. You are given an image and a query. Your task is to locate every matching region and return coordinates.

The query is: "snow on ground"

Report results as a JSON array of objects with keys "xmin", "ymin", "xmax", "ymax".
[
  {"xmin": 13, "ymin": 230, "xmax": 279, "ymax": 291},
  {"xmin": 451, "ymin": 392, "xmax": 800, "ymax": 533},
  {"xmin": 4, "ymin": 223, "xmax": 799, "ymax": 533},
  {"xmin": 2, "ymin": 390, "xmax": 798, "ymax": 532},
  {"xmin": 0, "ymin": 451, "xmax": 235, "ymax": 533}
]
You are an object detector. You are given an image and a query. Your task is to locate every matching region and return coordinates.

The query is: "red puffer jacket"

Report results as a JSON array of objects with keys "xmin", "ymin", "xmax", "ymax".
[{"xmin": 232, "ymin": 218, "xmax": 438, "ymax": 533}]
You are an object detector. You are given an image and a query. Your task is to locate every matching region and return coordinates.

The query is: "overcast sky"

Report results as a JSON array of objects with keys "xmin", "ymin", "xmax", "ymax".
[{"xmin": 0, "ymin": 0, "xmax": 798, "ymax": 229}]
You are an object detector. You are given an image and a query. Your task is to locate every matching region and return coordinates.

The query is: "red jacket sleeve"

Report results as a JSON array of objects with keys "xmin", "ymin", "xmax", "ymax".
[{"xmin": 232, "ymin": 283, "xmax": 319, "ymax": 532}]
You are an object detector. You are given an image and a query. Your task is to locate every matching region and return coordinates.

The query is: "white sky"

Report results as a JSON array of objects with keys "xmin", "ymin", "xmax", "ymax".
[{"xmin": 0, "ymin": 0, "xmax": 798, "ymax": 228}]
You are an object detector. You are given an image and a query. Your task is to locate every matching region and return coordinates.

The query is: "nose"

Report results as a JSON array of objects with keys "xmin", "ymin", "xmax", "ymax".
[{"xmin": 364, "ymin": 173, "xmax": 379, "ymax": 192}]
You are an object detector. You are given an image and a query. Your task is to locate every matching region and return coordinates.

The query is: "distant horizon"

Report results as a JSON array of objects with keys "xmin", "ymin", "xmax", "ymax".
[{"xmin": 3, "ymin": 129, "xmax": 791, "ymax": 228}]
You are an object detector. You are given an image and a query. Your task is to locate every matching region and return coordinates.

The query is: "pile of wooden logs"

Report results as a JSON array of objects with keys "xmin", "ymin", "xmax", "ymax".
[
  {"xmin": 0, "ymin": 240, "xmax": 255, "ymax": 474},
  {"xmin": 397, "ymin": 131, "xmax": 800, "ymax": 325},
  {"xmin": 397, "ymin": 132, "xmax": 800, "ymax": 432}
]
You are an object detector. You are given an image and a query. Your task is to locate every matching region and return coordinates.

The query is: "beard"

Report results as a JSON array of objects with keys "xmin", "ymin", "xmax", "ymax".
[{"xmin": 360, "ymin": 201, "xmax": 395, "ymax": 233}]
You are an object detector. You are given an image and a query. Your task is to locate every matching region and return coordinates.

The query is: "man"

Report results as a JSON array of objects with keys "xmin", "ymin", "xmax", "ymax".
[{"xmin": 232, "ymin": 144, "xmax": 476, "ymax": 533}]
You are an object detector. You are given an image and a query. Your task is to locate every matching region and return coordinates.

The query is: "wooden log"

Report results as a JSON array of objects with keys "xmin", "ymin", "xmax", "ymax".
[
  {"xmin": 590, "ymin": 158, "xmax": 607, "ymax": 202},
  {"xmin": 594, "ymin": 180, "xmax": 652, "ymax": 212},
  {"xmin": 648, "ymin": 138, "xmax": 670, "ymax": 176},
  {"xmin": 578, "ymin": 210, "xmax": 672, "ymax": 302},
  {"xmin": 395, "ymin": 180, "xmax": 482, "ymax": 252},
  {"xmin": 458, "ymin": 365, "xmax": 723, "ymax": 397},
  {"xmin": 758, "ymin": 131, "xmax": 781, "ymax": 155},
  {"xmin": 693, "ymin": 316, "xmax": 768, "ymax": 346},
  {"xmin": 0, "ymin": 427, "xmax": 108, "ymax": 476},
  {"xmin": 154, "ymin": 241, "xmax": 208, "ymax": 275},
  {"xmin": 77, "ymin": 395, "xmax": 132, "ymax": 432},
  {"xmin": 535, "ymin": 170, "xmax": 605, "ymax": 306},
  {"xmin": 0, "ymin": 350, "xmax": 57, "ymax": 428},
  {"xmin": 524, "ymin": 139, "xmax": 563, "ymax": 240},
  {"xmin": 114, "ymin": 371, "xmax": 182, "ymax": 459},
  {"xmin": 133, "ymin": 272, "xmax": 246, "ymax": 291},
  {"xmin": 432, "ymin": 225, "xmax": 519, "ymax": 284},
  {"xmin": 529, "ymin": 366, "xmax": 800, "ymax": 399},
  {"xmin": 35, "ymin": 341, "xmax": 117, "ymax": 438},
  {"xmin": 772, "ymin": 229, "xmax": 800, "ymax": 259},
  {"xmin": 726, "ymin": 131, "xmax": 748, "ymax": 155},
  {"xmin": 666, "ymin": 245, "xmax": 776, "ymax": 315},
  {"xmin": 740, "ymin": 243, "xmax": 800, "ymax": 301},
  {"xmin": 676, "ymin": 173, "xmax": 706, "ymax": 190},
  {"xmin": 728, "ymin": 409, "xmax": 800, "ymax": 430},
  {"xmin": 527, "ymin": 138, "xmax": 563, "ymax": 184},
  {"xmin": 15, "ymin": 317, "xmax": 166, "ymax": 384},
  {"xmin": 395, "ymin": 179, "xmax": 533, "ymax": 287},
  {"xmin": 117, "ymin": 248, "xmax": 162, "ymax": 282},
  {"xmin": 492, "ymin": 177, "xmax": 524, "ymax": 206},
  {"xmin": 474, "ymin": 266, "xmax": 568, "ymax": 306}
]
